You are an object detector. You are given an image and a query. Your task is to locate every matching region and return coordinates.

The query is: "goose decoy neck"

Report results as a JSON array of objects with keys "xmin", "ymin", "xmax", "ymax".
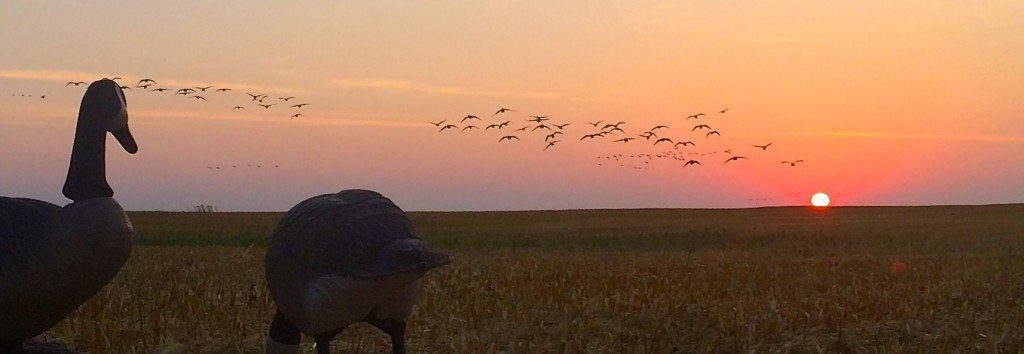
[{"xmin": 62, "ymin": 79, "xmax": 136, "ymax": 202}]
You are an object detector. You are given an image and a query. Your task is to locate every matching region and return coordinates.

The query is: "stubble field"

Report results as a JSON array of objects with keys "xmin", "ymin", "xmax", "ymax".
[{"xmin": 45, "ymin": 205, "xmax": 1024, "ymax": 352}]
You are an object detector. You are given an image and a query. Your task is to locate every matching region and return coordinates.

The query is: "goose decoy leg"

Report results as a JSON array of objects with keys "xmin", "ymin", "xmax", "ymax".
[
  {"xmin": 313, "ymin": 329, "xmax": 342, "ymax": 354},
  {"xmin": 366, "ymin": 316, "xmax": 407, "ymax": 354},
  {"xmin": 266, "ymin": 310, "xmax": 301, "ymax": 354}
]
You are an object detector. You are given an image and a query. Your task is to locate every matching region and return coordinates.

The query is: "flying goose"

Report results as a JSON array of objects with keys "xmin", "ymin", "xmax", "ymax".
[
  {"xmin": 291, "ymin": 114, "xmax": 302, "ymax": 119},
  {"xmin": 428, "ymin": 120, "xmax": 446, "ymax": 127},
  {"xmin": 724, "ymin": 156, "xmax": 747, "ymax": 164},
  {"xmin": 614, "ymin": 137, "xmax": 636, "ymax": 143},
  {"xmin": 781, "ymin": 160, "xmax": 805, "ymax": 166},
  {"xmin": 684, "ymin": 160, "xmax": 701, "ymax": 167},
  {"xmin": 498, "ymin": 135, "xmax": 519, "ymax": 142},
  {"xmin": 461, "ymin": 125, "xmax": 478, "ymax": 131},
  {"xmin": 691, "ymin": 124, "xmax": 711, "ymax": 131},
  {"xmin": 588, "ymin": 121, "xmax": 604, "ymax": 127},
  {"xmin": 674, "ymin": 141, "xmax": 695, "ymax": 148},
  {"xmin": 706, "ymin": 131, "xmax": 721, "ymax": 138},
  {"xmin": 150, "ymin": 88, "xmax": 169, "ymax": 92},
  {"xmin": 554, "ymin": 123, "xmax": 570, "ymax": 130},
  {"xmin": 654, "ymin": 137, "xmax": 673, "ymax": 145},
  {"xmin": 66, "ymin": 81, "xmax": 86, "ymax": 86},
  {"xmin": 247, "ymin": 93, "xmax": 265, "ymax": 101},
  {"xmin": 527, "ymin": 116, "xmax": 549, "ymax": 123},
  {"xmin": 493, "ymin": 107, "xmax": 514, "ymax": 116},
  {"xmin": 0, "ymin": 80, "xmax": 137, "ymax": 350},
  {"xmin": 291, "ymin": 103, "xmax": 309, "ymax": 108},
  {"xmin": 233, "ymin": 106, "xmax": 246, "ymax": 110},
  {"xmin": 438, "ymin": 124, "xmax": 458, "ymax": 132},
  {"xmin": 216, "ymin": 88, "xmax": 232, "ymax": 92},
  {"xmin": 194, "ymin": 86, "xmax": 213, "ymax": 91},
  {"xmin": 544, "ymin": 140, "xmax": 561, "ymax": 150},
  {"xmin": 265, "ymin": 190, "xmax": 451, "ymax": 354},
  {"xmin": 545, "ymin": 131, "xmax": 563, "ymax": 142},
  {"xmin": 279, "ymin": 96, "xmax": 295, "ymax": 101},
  {"xmin": 138, "ymin": 79, "xmax": 156, "ymax": 84},
  {"xmin": 753, "ymin": 143, "xmax": 773, "ymax": 150},
  {"xmin": 460, "ymin": 115, "xmax": 480, "ymax": 123},
  {"xmin": 259, "ymin": 103, "xmax": 277, "ymax": 109}
]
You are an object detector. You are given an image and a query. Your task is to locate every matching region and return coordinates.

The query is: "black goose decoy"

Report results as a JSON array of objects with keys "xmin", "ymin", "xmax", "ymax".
[
  {"xmin": 265, "ymin": 190, "xmax": 451, "ymax": 354},
  {"xmin": 0, "ymin": 80, "xmax": 137, "ymax": 351}
]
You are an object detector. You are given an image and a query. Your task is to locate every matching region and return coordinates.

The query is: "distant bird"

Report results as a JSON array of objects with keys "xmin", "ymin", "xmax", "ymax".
[
  {"xmin": 497, "ymin": 121, "xmax": 511, "ymax": 128},
  {"xmin": 247, "ymin": 93, "xmax": 264, "ymax": 101},
  {"xmin": 150, "ymin": 88, "xmax": 169, "ymax": 92},
  {"xmin": 514, "ymin": 126, "xmax": 530, "ymax": 132},
  {"xmin": 259, "ymin": 103, "xmax": 277, "ymax": 109},
  {"xmin": 39, "ymin": 95, "xmax": 45, "ymax": 99},
  {"xmin": 654, "ymin": 138, "xmax": 673, "ymax": 145},
  {"xmin": 191, "ymin": 95, "xmax": 207, "ymax": 101},
  {"xmin": 279, "ymin": 96, "xmax": 295, "ymax": 101},
  {"xmin": 460, "ymin": 115, "xmax": 480, "ymax": 122},
  {"xmin": 291, "ymin": 103, "xmax": 309, "ymax": 108},
  {"xmin": 493, "ymin": 107, "xmax": 514, "ymax": 116},
  {"xmin": 527, "ymin": 116, "xmax": 549, "ymax": 123},
  {"xmin": 724, "ymin": 156, "xmax": 747, "ymax": 164},
  {"xmin": 607, "ymin": 127, "xmax": 625, "ymax": 134},
  {"xmin": 781, "ymin": 160, "xmax": 805, "ymax": 166},
  {"xmin": 119, "ymin": 85, "xmax": 131, "ymax": 90},
  {"xmin": 532, "ymin": 124, "xmax": 552, "ymax": 131},
  {"xmin": 138, "ymin": 79, "xmax": 156, "ymax": 84},
  {"xmin": 706, "ymin": 131, "xmax": 721, "ymax": 138},
  {"xmin": 291, "ymin": 114, "xmax": 302, "ymax": 119},
  {"xmin": 485, "ymin": 123, "xmax": 501, "ymax": 130},
  {"xmin": 215, "ymin": 88, "xmax": 232, "ymax": 92},
  {"xmin": 554, "ymin": 123, "xmax": 570, "ymax": 130},
  {"xmin": 109, "ymin": 77, "xmax": 122, "ymax": 81},
  {"xmin": 498, "ymin": 135, "xmax": 519, "ymax": 142},
  {"xmin": 686, "ymin": 113, "xmax": 705, "ymax": 120},
  {"xmin": 461, "ymin": 125, "xmax": 478, "ymax": 131},
  {"xmin": 719, "ymin": 108, "xmax": 730, "ymax": 114},
  {"xmin": 588, "ymin": 121, "xmax": 604, "ymax": 127},
  {"xmin": 428, "ymin": 120, "xmax": 446, "ymax": 127},
  {"xmin": 544, "ymin": 140, "xmax": 561, "ymax": 151},
  {"xmin": 194, "ymin": 86, "xmax": 213, "ymax": 92},
  {"xmin": 692, "ymin": 124, "xmax": 711, "ymax": 131},
  {"xmin": 176, "ymin": 88, "xmax": 194, "ymax": 94},
  {"xmin": 438, "ymin": 124, "xmax": 458, "ymax": 132},
  {"xmin": 233, "ymin": 106, "xmax": 245, "ymax": 110},
  {"xmin": 684, "ymin": 160, "xmax": 701, "ymax": 167},
  {"xmin": 614, "ymin": 137, "xmax": 636, "ymax": 143},
  {"xmin": 753, "ymin": 143, "xmax": 773, "ymax": 150},
  {"xmin": 580, "ymin": 134, "xmax": 598, "ymax": 140},
  {"xmin": 136, "ymin": 84, "xmax": 153, "ymax": 89},
  {"xmin": 650, "ymin": 125, "xmax": 668, "ymax": 131},
  {"xmin": 673, "ymin": 141, "xmax": 695, "ymax": 148},
  {"xmin": 66, "ymin": 81, "xmax": 85, "ymax": 86},
  {"xmin": 545, "ymin": 131, "xmax": 563, "ymax": 142},
  {"xmin": 601, "ymin": 122, "xmax": 626, "ymax": 130}
]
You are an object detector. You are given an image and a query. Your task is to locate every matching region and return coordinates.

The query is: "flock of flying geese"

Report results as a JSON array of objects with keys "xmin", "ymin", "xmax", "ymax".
[
  {"xmin": 64, "ymin": 77, "xmax": 311, "ymax": 120},
  {"xmin": 430, "ymin": 107, "xmax": 806, "ymax": 169}
]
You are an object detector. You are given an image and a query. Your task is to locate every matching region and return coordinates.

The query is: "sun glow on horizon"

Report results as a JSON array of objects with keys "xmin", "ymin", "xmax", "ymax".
[{"xmin": 810, "ymin": 193, "xmax": 831, "ymax": 208}]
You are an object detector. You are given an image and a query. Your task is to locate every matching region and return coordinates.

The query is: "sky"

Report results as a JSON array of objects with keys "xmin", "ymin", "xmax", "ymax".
[{"xmin": 1, "ymin": 1, "xmax": 1022, "ymax": 211}]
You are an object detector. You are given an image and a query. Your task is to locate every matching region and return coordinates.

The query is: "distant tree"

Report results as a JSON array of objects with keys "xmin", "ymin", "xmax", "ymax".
[{"xmin": 193, "ymin": 204, "xmax": 218, "ymax": 213}]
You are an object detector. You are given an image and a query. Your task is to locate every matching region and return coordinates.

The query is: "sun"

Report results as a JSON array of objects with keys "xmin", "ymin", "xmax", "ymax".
[{"xmin": 810, "ymin": 193, "xmax": 831, "ymax": 207}]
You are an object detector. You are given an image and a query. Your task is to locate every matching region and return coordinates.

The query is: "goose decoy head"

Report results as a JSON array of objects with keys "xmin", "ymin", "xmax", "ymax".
[{"xmin": 82, "ymin": 79, "xmax": 137, "ymax": 154}]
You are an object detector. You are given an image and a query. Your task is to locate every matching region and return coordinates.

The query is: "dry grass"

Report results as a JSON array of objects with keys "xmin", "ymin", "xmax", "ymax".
[{"xmin": 45, "ymin": 205, "xmax": 1024, "ymax": 352}]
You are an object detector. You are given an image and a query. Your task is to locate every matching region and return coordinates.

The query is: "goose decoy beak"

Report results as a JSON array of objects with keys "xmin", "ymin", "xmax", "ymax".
[
  {"xmin": 85, "ymin": 79, "xmax": 137, "ymax": 154},
  {"xmin": 112, "ymin": 126, "xmax": 137, "ymax": 154}
]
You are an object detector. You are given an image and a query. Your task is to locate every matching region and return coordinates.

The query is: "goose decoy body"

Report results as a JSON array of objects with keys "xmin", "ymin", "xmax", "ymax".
[
  {"xmin": 265, "ymin": 190, "xmax": 451, "ymax": 354},
  {"xmin": 0, "ymin": 80, "xmax": 136, "ymax": 351}
]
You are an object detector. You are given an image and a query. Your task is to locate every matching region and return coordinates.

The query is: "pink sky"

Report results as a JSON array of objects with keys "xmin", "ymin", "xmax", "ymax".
[{"xmin": 1, "ymin": 1, "xmax": 1022, "ymax": 211}]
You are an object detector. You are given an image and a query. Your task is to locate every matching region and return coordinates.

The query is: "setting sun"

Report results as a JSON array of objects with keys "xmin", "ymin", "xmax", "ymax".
[{"xmin": 810, "ymin": 193, "xmax": 831, "ymax": 207}]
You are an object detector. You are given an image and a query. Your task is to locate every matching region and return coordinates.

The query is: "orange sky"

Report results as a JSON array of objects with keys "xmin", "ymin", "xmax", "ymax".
[{"xmin": 1, "ymin": 1, "xmax": 1022, "ymax": 211}]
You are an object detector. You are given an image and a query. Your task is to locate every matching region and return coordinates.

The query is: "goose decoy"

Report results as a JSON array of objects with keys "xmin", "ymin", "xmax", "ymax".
[
  {"xmin": 265, "ymin": 190, "xmax": 451, "ymax": 354},
  {"xmin": 753, "ymin": 143, "xmax": 773, "ymax": 150},
  {"xmin": 0, "ymin": 80, "xmax": 137, "ymax": 351}
]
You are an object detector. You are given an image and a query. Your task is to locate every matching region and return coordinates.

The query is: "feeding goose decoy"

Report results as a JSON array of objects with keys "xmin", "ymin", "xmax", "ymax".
[
  {"xmin": 265, "ymin": 190, "xmax": 451, "ymax": 354},
  {"xmin": 0, "ymin": 79, "xmax": 137, "ymax": 351}
]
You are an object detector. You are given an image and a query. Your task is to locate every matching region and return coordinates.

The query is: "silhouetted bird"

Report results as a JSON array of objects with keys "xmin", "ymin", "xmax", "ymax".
[
  {"xmin": 428, "ymin": 120, "xmax": 446, "ymax": 127},
  {"xmin": 545, "ymin": 131, "xmax": 563, "ymax": 141},
  {"xmin": 291, "ymin": 103, "xmax": 309, "ymax": 108},
  {"xmin": 151, "ymin": 88, "xmax": 169, "ymax": 92},
  {"xmin": 279, "ymin": 96, "xmax": 295, "ymax": 101},
  {"xmin": 706, "ymin": 131, "xmax": 720, "ymax": 138},
  {"xmin": 544, "ymin": 140, "xmax": 561, "ymax": 150},
  {"xmin": 66, "ymin": 81, "xmax": 85, "ymax": 86},
  {"xmin": 532, "ymin": 124, "xmax": 552, "ymax": 131},
  {"xmin": 781, "ymin": 160, "xmax": 805, "ymax": 166},
  {"xmin": 719, "ymin": 108, "xmax": 730, "ymax": 114},
  {"xmin": 233, "ymin": 106, "xmax": 245, "ymax": 110},
  {"xmin": 194, "ymin": 86, "xmax": 213, "ymax": 92},
  {"xmin": 498, "ymin": 135, "xmax": 519, "ymax": 142},
  {"xmin": 291, "ymin": 114, "xmax": 302, "ymax": 119},
  {"xmin": 485, "ymin": 123, "xmax": 501, "ymax": 130},
  {"xmin": 515, "ymin": 126, "xmax": 530, "ymax": 132},
  {"xmin": 674, "ymin": 141, "xmax": 695, "ymax": 148},
  {"xmin": 494, "ymin": 107, "xmax": 515, "ymax": 116},
  {"xmin": 588, "ymin": 121, "xmax": 604, "ymax": 127},
  {"xmin": 614, "ymin": 137, "xmax": 636, "ymax": 143},
  {"xmin": 438, "ymin": 124, "xmax": 458, "ymax": 132},
  {"xmin": 684, "ymin": 160, "xmax": 701, "ymax": 167},
  {"xmin": 259, "ymin": 103, "xmax": 276, "ymax": 109},
  {"xmin": 247, "ymin": 93, "xmax": 264, "ymax": 101},
  {"xmin": 753, "ymin": 143, "xmax": 773, "ymax": 150},
  {"xmin": 692, "ymin": 124, "xmax": 711, "ymax": 131},
  {"xmin": 654, "ymin": 138, "xmax": 673, "ymax": 145},
  {"xmin": 138, "ymin": 79, "xmax": 156, "ymax": 84},
  {"xmin": 527, "ymin": 116, "xmax": 549, "ymax": 123},
  {"xmin": 461, "ymin": 115, "xmax": 480, "ymax": 122},
  {"xmin": 137, "ymin": 84, "xmax": 153, "ymax": 89},
  {"xmin": 554, "ymin": 123, "xmax": 570, "ymax": 130},
  {"xmin": 498, "ymin": 121, "xmax": 511, "ymax": 128},
  {"xmin": 651, "ymin": 125, "xmax": 669, "ymax": 131},
  {"xmin": 724, "ymin": 156, "xmax": 747, "ymax": 164},
  {"xmin": 462, "ymin": 125, "xmax": 478, "ymax": 131},
  {"xmin": 191, "ymin": 95, "xmax": 206, "ymax": 101},
  {"xmin": 119, "ymin": 85, "xmax": 131, "ymax": 90},
  {"xmin": 216, "ymin": 88, "xmax": 232, "ymax": 92}
]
